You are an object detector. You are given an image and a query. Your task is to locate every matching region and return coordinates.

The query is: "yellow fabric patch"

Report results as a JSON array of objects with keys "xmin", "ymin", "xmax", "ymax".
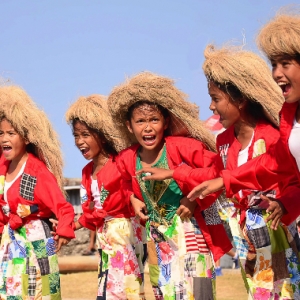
[
  {"xmin": 42, "ymin": 275, "xmax": 50, "ymax": 296},
  {"xmin": 22, "ymin": 273, "xmax": 29, "ymax": 297}
]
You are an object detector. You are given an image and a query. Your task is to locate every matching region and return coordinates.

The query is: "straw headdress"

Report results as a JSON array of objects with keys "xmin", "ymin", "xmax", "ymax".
[
  {"xmin": 202, "ymin": 44, "xmax": 284, "ymax": 126},
  {"xmin": 65, "ymin": 94, "xmax": 130, "ymax": 153},
  {"xmin": 107, "ymin": 72, "xmax": 216, "ymax": 152},
  {"xmin": 256, "ymin": 7, "xmax": 300, "ymax": 59},
  {"xmin": 0, "ymin": 86, "xmax": 64, "ymax": 192}
]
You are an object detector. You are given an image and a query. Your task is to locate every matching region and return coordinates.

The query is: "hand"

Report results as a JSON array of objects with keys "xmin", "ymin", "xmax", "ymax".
[
  {"xmin": 135, "ymin": 167, "xmax": 174, "ymax": 181},
  {"xmin": 55, "ymin": 236, "xmax": 71, "ymax": 252},
  {"xmin": 130, "ymin": 195, "xmax": 149, "ymax": 221},
  {"xmin": 176, "ymin": 196, "xmax": 197, "ymax": 219},
  {"xmin": 49, "ymin": 218, "xmax": 59, "ymax": 239},
  {"xmin": 262, "ymin": 195, "xmax": 287, "ymax": 230},
  {"xmin": 187, "ymin": 177, "xmax": 224, "ymax": 201}
]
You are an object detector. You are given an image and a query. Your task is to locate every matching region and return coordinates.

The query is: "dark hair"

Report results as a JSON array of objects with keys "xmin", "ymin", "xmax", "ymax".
[
  {"xmin": 126, "ymin": 100, "xmax": 170, "ymax": 121},
  {"xmin": 71, "ymin": 118, "xmax": 117, "ymax": 156},
  {"xmin": 270, "ymin": 53, "xmax": 300, "ymax": 65},
  {"xmin": 212, "ymin": 81, "xmax": 267, "ymax": 122}
]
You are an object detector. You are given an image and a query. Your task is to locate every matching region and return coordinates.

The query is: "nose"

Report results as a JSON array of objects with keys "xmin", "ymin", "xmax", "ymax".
[
  {"xmin": 143, "ymin": 121, "xmax": 153, "ymax": 132},
  {"xmin": 209, "ymin": 100, "xmax": 216, "ymax": 112},
  {"xmin": 75, "ymin": 136, "xmax": 84, "ymax": 147}
]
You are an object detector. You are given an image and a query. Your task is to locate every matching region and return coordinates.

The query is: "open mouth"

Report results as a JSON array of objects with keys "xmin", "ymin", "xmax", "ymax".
[
  {"xmin": 80, "ymin": 148, "xmax": 89, "ymax": 156},
  {"xmin": 142, "ymin": 135, "xmax": 156, "ymax": 145},
  {"xmin": 278, "ymin": 82, "xmax": 291, "ymax": 97},
  {"xmin": 2, "ymin": 145, "xmax": 12, "ymax": 153}
]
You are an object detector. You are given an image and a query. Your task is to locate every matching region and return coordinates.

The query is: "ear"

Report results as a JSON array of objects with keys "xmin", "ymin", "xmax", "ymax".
[
  {"xmin": 25, "ymin": 139, "xmax": 30, "ymax": 145},
  {"xmin": 125, "ymin": 120, "xmax": 134, "ymax": 134},
  {"xmin": 164, "ymin": 117, "xmax": 170, "ymax": 130},
  {"xmin": 238, "ymin": 98, "xmax": 247, "ymax": 110}
]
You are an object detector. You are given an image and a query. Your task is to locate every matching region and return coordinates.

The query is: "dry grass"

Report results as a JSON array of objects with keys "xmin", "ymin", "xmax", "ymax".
[{"xmin": 60, "ymin": 269, "xmax": 247, "ymax": 300}]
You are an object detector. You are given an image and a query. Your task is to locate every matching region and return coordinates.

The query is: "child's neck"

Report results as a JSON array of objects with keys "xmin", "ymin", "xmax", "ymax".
[
  {"xmin": 139, "ymin": 143, "xmax": 165, "ymax": 167},
  {"xmin": 234, "ymin": 119, "xmax": 256, "ymax": 150},
  {"xmin": 92, "ymin": 153, "xmax": 109, "ymax": 179},
  {"xmin": 6, "ymin": 152, "xmax": 28, "ymax": 182}
]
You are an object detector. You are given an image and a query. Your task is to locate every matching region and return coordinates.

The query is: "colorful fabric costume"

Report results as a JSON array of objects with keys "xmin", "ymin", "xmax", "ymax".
[
  {"xmin": 221, "ymin": 102, "xmax": 300, "ymax": 226},
  {"xmin": 179, "ymin": 121, "xmax": 300, "ymax": 299},
  {"xmin": 117, "ymin": 136, "xmax": 232, "ymax": 300},
  {"xmin": 78, "ymin": 156, "xmax": 146, "ymax": 300},
  {"xmin": 0, "ymin": 153, "xmax": 75, "ymax": 300}
]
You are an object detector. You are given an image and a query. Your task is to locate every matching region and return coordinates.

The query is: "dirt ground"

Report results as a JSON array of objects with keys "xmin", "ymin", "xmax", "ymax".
[{"xmin": 61, "ymin": 269, "xmax": 248, "ymax": 300}]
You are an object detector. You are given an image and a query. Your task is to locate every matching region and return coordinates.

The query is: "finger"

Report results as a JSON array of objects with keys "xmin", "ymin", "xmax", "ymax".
[
  {"xmin": 272, "ymin": 215, "xmax": 281, "ymax": 231},
  {"xmin": 49, "ymin": 218, "xmax": 59, "ymax": 225},
  {"xmin": 260, "ymin": 195, "xmax": 270, "ymax": 201},
  {"xmin": 269, "ymin": 213, "xmax": 281, "ymax": 230},
  {"xmin": 141, "ymin": 174, "xmax": 155, "ymax": 181},
  {"xmin": 135, "ymin": 168, "xmax": 152, "ymax": 175},
  {"xmin": 266, "ymin": 209, "xmax": 277, "ymax": 223},
  {"xmin": 55, "ymin": 239, "xmax": 62, "ymax": 252},
  {"xmin": 176, "ymin": 206, "xmax": 184, "ymax": 216},
  {"xmin": 138, "ymin": 212, "xmax": 149, "ymax": 221},
  {"xmin": 187, "ymin": 187, "xmax": 203, "ymax": 201}
]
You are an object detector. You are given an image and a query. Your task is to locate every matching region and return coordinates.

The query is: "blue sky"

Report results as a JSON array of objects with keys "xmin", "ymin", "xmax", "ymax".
[{"xmin": 0, "ymin": 0, "xmax": 292, "ymax": 177}]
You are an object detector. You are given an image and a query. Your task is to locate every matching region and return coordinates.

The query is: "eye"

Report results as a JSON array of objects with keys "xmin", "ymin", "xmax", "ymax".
[
  {"xmin": 282, "ymin": 61, "xmax": 290, "ymax": 67},
  {"xmin": 152, "ymin": 118, "xmax": 159, "ymax": 123}
]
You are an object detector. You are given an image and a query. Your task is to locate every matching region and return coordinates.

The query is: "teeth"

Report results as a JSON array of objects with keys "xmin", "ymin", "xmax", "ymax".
[{"xmin": 278, "ymin": 82, "xmax": 287, "ymax": 86}]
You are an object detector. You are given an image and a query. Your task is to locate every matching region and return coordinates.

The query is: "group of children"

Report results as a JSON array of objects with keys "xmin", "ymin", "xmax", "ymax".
[{"xmin": 0, "ymin": 7, "xmax": 299, "ymax": 300}]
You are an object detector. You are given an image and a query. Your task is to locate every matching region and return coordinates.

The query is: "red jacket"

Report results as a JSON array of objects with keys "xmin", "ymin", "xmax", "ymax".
[
  {"xmin": 116, "ymin": 136, "xmax": 232, "ymax": 262},
  {"xmin": 221, "ymin": 102, "xmax": 300, "ymax": 225},
  {"xmin": 78, "ymin": 156, "xmax": 133, "ymax": 231},
  {"xmin": 173, "ymin": 122, "xmax": 280, "ymax": 219},
  {"xmin": 0, "ymin": 153, "xmax": 75, "ymax": 238}
]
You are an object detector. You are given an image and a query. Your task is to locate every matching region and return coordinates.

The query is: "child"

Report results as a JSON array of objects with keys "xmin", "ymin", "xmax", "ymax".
[
  {"xmin": 196, "ymin": 45, "xmax": 300, "ymax": 299},
  {"xmin": 65, "ymin": 94, "xmax": 146, "ymax": 299},
  {"xmin": 188, "ymin": 10, "xmax": 300, "ymax": 229},
  {"xmin": 0, "ymin": 86, "xmax": 75, "ymax": 299},
  {"xmin": 107, "ymin": 72, "xmax": 232, "ymax": 300}
]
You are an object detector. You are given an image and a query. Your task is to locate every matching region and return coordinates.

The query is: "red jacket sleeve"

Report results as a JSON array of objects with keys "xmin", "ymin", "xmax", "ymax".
[
  {"xmin": 115, "ymin": 151, "xmax": 135, "ymax": 202},
  {"xmin": 168, "ymin": 138, "xmax": 221, "ymax": 210},
  {"xmin": 35, "ymin": 168, "xmax": 75, "ymax": 239}
]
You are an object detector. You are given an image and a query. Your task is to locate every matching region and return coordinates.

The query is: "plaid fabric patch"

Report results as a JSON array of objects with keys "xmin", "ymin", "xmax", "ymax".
[
  {"xmin": 37, "ymin": 257, "xmax": 50, "ymax": 275},
  {"xmin": 41, "ymin": 220, "xmax": 52, "ymax": 238},
  {"xmin": 247, "ymin": 226, "xmax": 271, "ymax": 249},
  {"xmin": 19, "ymin": 173, "xmax": 37, "ymax": 201},
  {"xmin": 174, "ymin": 281, "xmax": 187, "ymax": 300},
  {"xmin": 233, "ymin": 236, "xmax": 248, "ymax": 259},
  {"xmin": 184, "ymin": 253, "xmax": 197, "ymax": 277},
  {"xmin": 202, "ymin": 202, "xmax": 222, "ymax": 225},
  {"xmin": 28, "ymin": 266, "xmax": 37, "ymax": 296},
  {"xmin": 152, "ymin": 286, "xmax": 164, "ymax": 300}
]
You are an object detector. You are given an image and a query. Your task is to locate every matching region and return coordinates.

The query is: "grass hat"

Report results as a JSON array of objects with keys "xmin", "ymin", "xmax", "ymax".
[
  {"xmin": 0, "ymin": 85, "xmax": 64, "ymax": 192},
  {"xmin": 202, "ymin": 44, "xmax": 284, "ymax": 126},
  {"xmin": 65, "ymin": 94, "xmax": 130, "ymax": 153},
  {"xmin": 107, "ymin": 71, "xmax": 216, "ymax": 151},
  {"xmin": 256, "ymin": 7, "xmax": 300, "ymax": 59}
]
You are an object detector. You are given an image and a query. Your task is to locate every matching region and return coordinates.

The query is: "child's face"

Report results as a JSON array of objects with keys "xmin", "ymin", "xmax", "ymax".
[
  {"xmin": 208, "ymin": 82, "xmax": 241, "ymax": 129},
  {"xmin": 271, "ymin": 57, "xmax": 300, "ymax": 103},
  {"xmin": 0, "ymin": 119, "xmax": 28, "ymax": 162},
  {"xmin": 126, "ymin": 104, "xmax": 168, "ymax": 152},
  {"xmin": 73, "ymin": 121, "xmax": 103, "ymax": 161}
]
